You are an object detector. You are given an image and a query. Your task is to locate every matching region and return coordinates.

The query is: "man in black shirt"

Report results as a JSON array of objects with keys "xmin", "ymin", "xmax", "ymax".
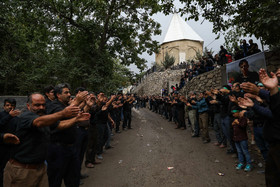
[
  {"xmin": 4, "ymin": 93, "xmax": 88, "ymax": 187},
  {"xmin": 43, "ymin": 85, "xmax": 55, "ymax": 108},
  {"xmin": 235, "ymin": 59, "xmax": 259, "ymax": 84},
  {"xmin": 0, "ymin": 98, "xmax": 20, "ymax": 187},
  {"xmin": 47, "ymin": 84, "xmax": 89, "ymax": 187},
  {"xmin": 122, "ymin": 95, "xmax": 134, "ymax": 130}
]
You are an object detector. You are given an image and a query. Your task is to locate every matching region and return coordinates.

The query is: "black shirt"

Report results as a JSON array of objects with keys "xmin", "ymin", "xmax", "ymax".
[
  {"xmin": 0, "ymin": 111, "xmax": 15, "ymax": 133},
  {"xmin": 94, "ymin": 108, "xmax": 109, "ymax": 125},
  {"xmin": 12, "ymin": 111, "xmax": 49, "ymax": 164},
  {"xmin": 235, "ymin": 71, "xmax": 259, "ymax": 84},
  {"xmin": 47, "ymin": 100, "xmax": 77, "ymax": 144}
]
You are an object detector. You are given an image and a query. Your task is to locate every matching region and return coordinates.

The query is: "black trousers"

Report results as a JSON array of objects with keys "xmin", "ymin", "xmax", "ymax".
[
  {"xmin": 96, "ymin": 123, "xmax": 106, "ymax": 155},
  {"xmin": 47, "ymin": 143, "xmax": 80, "ymax": 187},
  {"xmin": 123, "ymin": 110, "xmax": 131, "ymax": 129},
  {"xmin": 85, "ymin": 125, "xmax": 98, "ymax": 164},
  {"xmin": 265, "ymin": 143, "xmax": 280, "ymax": 186},
  {"xmin": 74, "ymin": 127, "xmax": 88, "ymax": 172}
]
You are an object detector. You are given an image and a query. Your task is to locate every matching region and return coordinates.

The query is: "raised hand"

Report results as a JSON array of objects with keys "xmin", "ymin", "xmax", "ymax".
[
  {"xmin": 76, "ymin": 113, "xmax": 91, "ymax": 122},
  {"xmin": 110, "ymin": 95, "xmax": 117, "ymax": 100},
  {"xmin": 9, "ymin": 109, "xmax": 21, "ymax": 117},
  {"xmin": 276, "ymin": 68, "xmax": 280, "ymax": 77},
  {"xmin": 62, "ymin": 106, "xmax": 80, "ymax": 118},
  {"xmin": 238, "ymin": 97, "xmax": 254, "ymax": 107},
  {"xmin": 240, "ymin": 82, "xmax": 260, "ymax": 95},
  {"xmin": 259, "ymin": 68, "xmax": 278, "ymax": 91},
  {"xmin": 75, "ymin": 91, "xmax": 89, "ymax": 104},
  {"xmin": 244, "ymin": 93, "xmax": 256, "ymax": 99},
  {"xmin": 3, "ymin": 133, "xmax": 20, "ymax": 144},
  {"xmin": 101, "ymin": 105, "xmax": 108, "ymax": 111}
]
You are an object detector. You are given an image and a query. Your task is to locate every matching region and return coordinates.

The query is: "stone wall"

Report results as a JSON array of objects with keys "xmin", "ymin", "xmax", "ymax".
[
  {"xmin": 132, "ymin": 69, "xmax": 185, "ymax": 95},
  {"xmin": 179, "ymin": 66, "xmax": 226, "ymax": 96},
  {"xmin": 265, "ymin": 50, "xmax": 280, "ymax": 73},
  {"xmin": 0, "ymin": 96, "xmax": 28, "ymax": 111}
]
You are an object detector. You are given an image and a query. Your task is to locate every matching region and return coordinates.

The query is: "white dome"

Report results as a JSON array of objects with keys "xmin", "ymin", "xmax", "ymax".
[{"xmin": 162, "ymin": 13, "xmax": 204, "ymax": 44}]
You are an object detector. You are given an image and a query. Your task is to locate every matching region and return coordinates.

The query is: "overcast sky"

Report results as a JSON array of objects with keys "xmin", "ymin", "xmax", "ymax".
[{"xmin": 129, "ymin": 1, "xmax": 265, "ymax": 74}]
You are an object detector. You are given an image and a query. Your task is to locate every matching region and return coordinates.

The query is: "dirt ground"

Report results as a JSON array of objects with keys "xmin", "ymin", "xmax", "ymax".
[{"xmin": 81, "ymin": 108, "xmax": 265, "ymax": 187}]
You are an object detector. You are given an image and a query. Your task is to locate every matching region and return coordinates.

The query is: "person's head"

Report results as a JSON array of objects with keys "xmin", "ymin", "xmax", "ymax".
[
  {"xmin": 239, "ymin": 59, "xmax": 249, "ymax": 75},
  {"xmin": 173, "ymin": 93, "xmax": 178, "ymax": 100},
  {"xmin": 257, "ymin": 82, "xmax": 265, "ymax": 90},
  {"xmin": 249, "ymin": 39, "xmax": 253, "ymax": 45},
  {"xmin": 220, "ymin": 45, "xmax": 224, "ymax": 49},
  {"xmin": 27, "ymin": 93, "xmax": 46, "ymax": 116},
  {"xmin": 198, "ymin": 92, "xmax": 204, "ymax": 100},
  {"xmin": 242, "ymin": 39, "xmax": 247, "ymax": 44},
  {"xmin": 54, "ymin": 83, "xmax": 71, "ymax": 105},
  {"xmin": 44, "ymin": 85, "xmax": 55, "ymax": 101},
  {"xmin": 75, "ymin": 87, "xmax": 86, "ymax": 95},
  {"xmin": 204, "ymin": 90, "xmax": 211, "ymax": 97},
  {"xmin": 3, "ymin": 98, "xmax": 16, "ymax": 113},
  {"xmin": 232, "ymin": 82, "xmax": 241, "ymax": 92},
  {"xmin": 232, "ymin": 109, "xmax": 240, "ymax": 118}
]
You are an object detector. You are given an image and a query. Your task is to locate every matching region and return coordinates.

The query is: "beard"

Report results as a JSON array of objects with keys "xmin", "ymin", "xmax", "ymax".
[{"xmin": 35, "ymin": 109, "xmax": 46, "ymax": 116}]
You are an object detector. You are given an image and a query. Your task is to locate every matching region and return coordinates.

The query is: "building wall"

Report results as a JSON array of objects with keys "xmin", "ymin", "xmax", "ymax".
[{"xmin": 155, "ymin": 40, "xmax": 203, "ymax": 66}]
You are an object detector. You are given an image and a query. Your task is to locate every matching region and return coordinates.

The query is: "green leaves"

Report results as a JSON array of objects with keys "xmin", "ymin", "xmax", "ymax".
[
  {"xmin": 0, "ymin": 0, "xmax": 163, "ymax": 95},
  {"xmin": 161, "ymin": 52, "xmax": 175, "ymax": 70}
]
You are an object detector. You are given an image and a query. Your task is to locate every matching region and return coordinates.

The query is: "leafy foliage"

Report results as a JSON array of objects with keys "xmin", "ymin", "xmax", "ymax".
[
  {"xmin": 161, "ymin": 52, "xmax": 175, "ymax": 69},
  {"xmin": 0, "ymin": 0, "xmax": 163, "ymax": 95}
]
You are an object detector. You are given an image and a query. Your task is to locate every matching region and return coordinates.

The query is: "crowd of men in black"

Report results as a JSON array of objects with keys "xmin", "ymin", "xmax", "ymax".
[
  {"xmin": 136, "ymin": 65, "xmax": 280, "ymax": 186},
  {"xmin": 0, "ymin": 85, "xmax": 135, "ymax": 187}
]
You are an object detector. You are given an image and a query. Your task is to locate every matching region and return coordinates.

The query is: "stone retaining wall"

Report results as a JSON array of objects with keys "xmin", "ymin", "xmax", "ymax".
[
  {"xmin": 179, "ymin": 66, "xmax": 226, "ymax": 96},
  {"xmin": 132, "ymin": 69, "xmax": 185, "ymax": 95}
]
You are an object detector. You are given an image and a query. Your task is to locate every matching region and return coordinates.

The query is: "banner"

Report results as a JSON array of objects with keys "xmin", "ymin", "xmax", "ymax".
[{"xmin": 226, "ymin": 52, "xmax": 266, "ymax": 84}]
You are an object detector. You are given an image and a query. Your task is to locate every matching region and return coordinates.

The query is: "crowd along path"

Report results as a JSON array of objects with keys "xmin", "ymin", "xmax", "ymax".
[{"xmin": 81, "ymin": 108, "xmax": 265, "ymax": 187}]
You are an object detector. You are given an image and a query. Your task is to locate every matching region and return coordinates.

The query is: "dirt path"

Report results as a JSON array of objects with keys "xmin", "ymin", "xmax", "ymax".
[{"xmin": 81, "ymin": 108, "xmax": 265, "ymax": 187}]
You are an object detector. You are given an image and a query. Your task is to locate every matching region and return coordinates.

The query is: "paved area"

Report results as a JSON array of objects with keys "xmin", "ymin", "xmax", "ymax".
[{"xmin": 81, "ymin": 108, "xmax": 265, "ymax": 187}]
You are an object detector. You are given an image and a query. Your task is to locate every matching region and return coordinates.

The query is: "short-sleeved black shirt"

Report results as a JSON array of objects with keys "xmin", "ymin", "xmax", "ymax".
[
  {"xmin": 12, "ymin": 111, "xmax": 50, "ymax": 164},
  {"xmin": 235, "ymin": 71, "xmax": 259, "ymax": 84},
  {"xmin": 47, "ymin": 100, "xmax": 77, "ymax": 144}
]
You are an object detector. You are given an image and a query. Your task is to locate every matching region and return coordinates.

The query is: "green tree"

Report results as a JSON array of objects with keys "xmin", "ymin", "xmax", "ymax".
[
  {"xmin": 0, "ymin": 0, "xmax": 164, "ymax": 95},
  {"xmin": 161, "ymin": 52, "xmax": 175, "ymax": 69}
]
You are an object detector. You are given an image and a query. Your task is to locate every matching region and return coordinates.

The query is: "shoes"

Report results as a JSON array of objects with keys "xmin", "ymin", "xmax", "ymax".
[
  {"xmin": 214, "ymin": 142, "xmax": 221, "ymax": 146},
  {"xmin": 116, "ymin": 131, "xmax": 121, "ymax": 133},
  {"xmin": 96, "ymin": 154, "xmax": 103, "ymax": 160},
  {"xmin": 85, "ymin": 163, "xmax": 94, "ymax": 168},
  {"xmin": 180, "ymin": 127, "xmax": 186, "ymax": 130},
  {"xmin": 92, "ymin": 161, "xmax": 101, "ymax": 164},
  {"xmin": 105, "ymin": 145, "xmax": 114, "ymax": 149},
  {"xmin": 175, "ymin": 127, "xmax": 180, "ymax": 129},
  {"xmin": 192, "ymin": 135, "xmax": 199, "ymax": 137},
  {"xmin": 128, "ymin": 127, "xmax": 133, "ymax": 129},
  {"xmin": 203, "ymin": 140, "xmax": 211, "ymax": 144},
  {"xmin": 236, "ymin": 163, "xmax": 244, "ymax": 170},
  {"xmin": 219, "ymin": 144, "xmax": 226, "ymax": 148},
  {"xmin": 244, "ymin": 164, "xmax": 252, "ymax": 172},
  {"xmin": 80, "ymin": 174, "xmax": 89, "ymax": 179}
]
